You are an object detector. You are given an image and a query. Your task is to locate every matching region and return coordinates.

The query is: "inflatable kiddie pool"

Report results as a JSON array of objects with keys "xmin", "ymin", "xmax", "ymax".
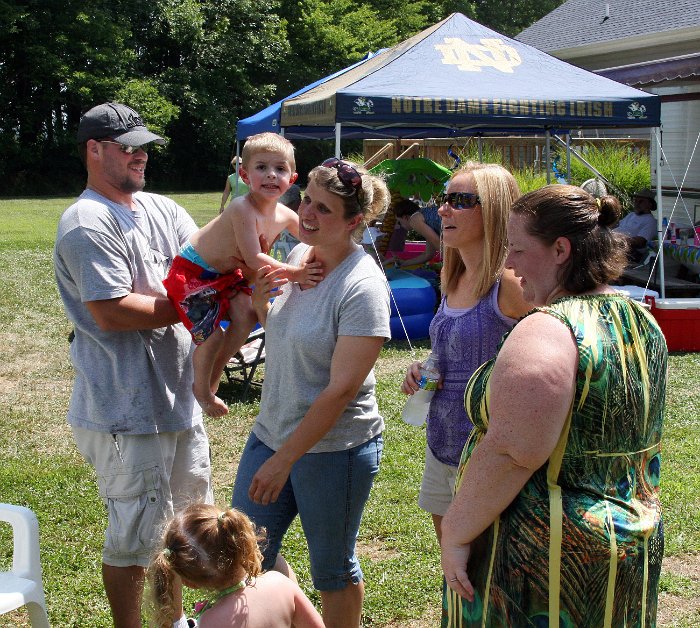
[
  {"xmin": 390, "ymin": 240, "xmax": 442, "ymax": 264},
  {"xmin": 386, "ymin": 268, "xmax": 437, "ymax": 340}
]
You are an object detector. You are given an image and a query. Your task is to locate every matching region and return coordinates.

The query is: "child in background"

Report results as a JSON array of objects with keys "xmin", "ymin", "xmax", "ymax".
[
  {"xmin": 219, "ymin": 157, "xmax": 249, "ymax": 213},
  {"xmin": 163, "ymin": 133, "xmax": 323, "ymax": 417},
  {"xmin": 148, "ymin": 503, "xmax": 324, "ymax": 628}
]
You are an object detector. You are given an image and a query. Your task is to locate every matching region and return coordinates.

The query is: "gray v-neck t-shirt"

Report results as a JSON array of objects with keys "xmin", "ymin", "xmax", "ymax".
[{"xmin": 253, "ymin": 244, "xmax": 390, "ymax": 452}]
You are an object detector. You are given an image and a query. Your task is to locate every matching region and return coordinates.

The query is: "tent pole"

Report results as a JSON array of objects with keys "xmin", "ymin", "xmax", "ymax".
[
  {"xmin": 545, "ymin": 130, "xmax": 551, "ymax": 184},
  {"xmin": 655, "ymin": 127, "xmax": 665, "ymax": 299},
  {"xmin": 551, "ymin": 135, "xmax": 610, "ymax": 185},
  {"xmin": 335, "ymin": 124, "xmax": 341, "ymax": 158},
  {"xmin": 234, "ymin": 141, "xmax": 241, "ymax": 195},
  {"xmin": 478, "ymin": 135, "xmax": 483, "ymax": 162},
  {"xmin": 566, "ymin": 133, "xmax": 571, "ymax": 182}
]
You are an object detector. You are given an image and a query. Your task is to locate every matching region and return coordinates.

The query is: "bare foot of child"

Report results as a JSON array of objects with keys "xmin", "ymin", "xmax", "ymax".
[{"xmin": 194, "ymin": 387, "xmax": 229, "ymax": 417}]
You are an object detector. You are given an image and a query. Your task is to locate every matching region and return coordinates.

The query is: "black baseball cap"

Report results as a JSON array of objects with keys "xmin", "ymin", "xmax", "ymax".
[{"xmin": 77, "ymin": 102, "xmax": 166, "ymax": 146}]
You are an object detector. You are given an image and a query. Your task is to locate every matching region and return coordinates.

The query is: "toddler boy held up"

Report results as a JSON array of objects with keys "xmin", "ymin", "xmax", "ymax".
[{"xmin": 164, "ymin": 133, "xmax": 323, "ymax": 417}]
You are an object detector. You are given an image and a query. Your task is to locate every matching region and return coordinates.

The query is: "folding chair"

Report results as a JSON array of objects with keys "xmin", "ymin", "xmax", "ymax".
[
  {"xmin": 223, "ymin": 327, "xmax": 266, "ymax": 401},
  {"xmin": 270, "ymin": 230, "xmax": 298, "ymax": 262},
  {"xmin": 0, "ymin": 504, "xmax": 50, "ymax": 628}
]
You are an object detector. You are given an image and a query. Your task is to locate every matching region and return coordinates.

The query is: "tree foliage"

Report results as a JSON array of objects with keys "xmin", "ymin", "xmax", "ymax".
[
  {"xmin": 0, "ymin": 0, "xmax": 563, "ymax": 195},
  {"xmin": 438, "ymin": 0, "xmax": 564, "ymax": 36}
]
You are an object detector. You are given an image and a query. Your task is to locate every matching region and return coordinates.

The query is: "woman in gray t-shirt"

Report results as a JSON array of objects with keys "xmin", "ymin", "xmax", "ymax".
[{"xmin": 232, "ymin": 159, "xmax": 390, "ymax": 626}]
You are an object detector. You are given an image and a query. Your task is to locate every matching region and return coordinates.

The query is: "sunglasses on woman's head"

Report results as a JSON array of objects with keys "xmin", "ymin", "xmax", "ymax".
[
  {"xmin": 321, "ymin": 158, "xmax": 362, "ymax": 193},
  {"xmin": 440, "ymin": 192, "xmax": 481, "ymax": 209}
]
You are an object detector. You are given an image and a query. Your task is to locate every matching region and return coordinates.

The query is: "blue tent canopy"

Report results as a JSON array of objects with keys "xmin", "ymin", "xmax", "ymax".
[
  {"xmin": 237, "ymin": 52, "xmax": 386, "ymax": 141},
  {"xmin": 237, "ymin": 12, "xmax": 660, "ymax": 142}
]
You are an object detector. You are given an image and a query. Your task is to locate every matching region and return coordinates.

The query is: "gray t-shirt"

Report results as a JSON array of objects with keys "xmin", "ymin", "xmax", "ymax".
[
  {"xmin": 54, "ymin": 189, "xmax": 202, "ymax": 434},
  {"xmin": 253, "ymin": 244, "xmax": 391, "ymax": 452}
]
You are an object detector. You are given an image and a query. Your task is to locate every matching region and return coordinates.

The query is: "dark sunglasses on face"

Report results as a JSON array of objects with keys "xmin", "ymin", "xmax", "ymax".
[
  {"xmin": 321, "ymin": 158, "xmax": 362, "ymax": 193},
  {"xmin": 97, "ymin": 139, "xmax": 149, "ymax": 154},
  {"xmin": 440, "ymin": 192, "xmax": 481, "ymax": 209}
]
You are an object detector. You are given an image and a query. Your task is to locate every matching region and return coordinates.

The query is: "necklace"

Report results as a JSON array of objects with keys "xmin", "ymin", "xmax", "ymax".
[{"xmin": 193, "ymin": 580, "xmax": 246, "ymax": 618}]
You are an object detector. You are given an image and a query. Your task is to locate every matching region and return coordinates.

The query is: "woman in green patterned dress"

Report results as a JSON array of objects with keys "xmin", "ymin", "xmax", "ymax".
[{"xmin": 441, "ymin": 185, "xmax": 667, "ymax": 627}]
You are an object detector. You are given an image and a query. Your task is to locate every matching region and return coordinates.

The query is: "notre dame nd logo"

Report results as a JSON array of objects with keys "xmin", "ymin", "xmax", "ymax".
[{"xmin": 435, "ymin": 38, "xmax": 521, "ymax": 73}]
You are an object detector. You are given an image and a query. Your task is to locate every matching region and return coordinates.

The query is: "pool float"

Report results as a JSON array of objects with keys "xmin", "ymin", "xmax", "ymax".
[{"xmin": 386, "ymin": 268, "xmax": 437, "ymax": 340}]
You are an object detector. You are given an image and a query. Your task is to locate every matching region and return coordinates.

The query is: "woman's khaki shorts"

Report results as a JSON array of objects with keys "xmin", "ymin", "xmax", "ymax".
[{"xmin": 418, "ymin": 443, "xmax": 458, "ymax": 517}]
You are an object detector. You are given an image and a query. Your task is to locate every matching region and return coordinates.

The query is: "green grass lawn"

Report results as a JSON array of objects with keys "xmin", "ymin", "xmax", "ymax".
[{"xmin": 0, "ymin": 193, "xmax": 698, "ymax": 626}]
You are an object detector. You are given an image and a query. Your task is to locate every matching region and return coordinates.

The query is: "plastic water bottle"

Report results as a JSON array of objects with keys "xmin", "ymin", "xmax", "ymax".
[{"xmin": 401, "ymin": 352, "xmax": 440, "ymax": 426}]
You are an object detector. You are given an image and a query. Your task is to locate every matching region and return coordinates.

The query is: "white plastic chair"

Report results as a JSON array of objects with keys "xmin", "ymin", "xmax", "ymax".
[{"xmin": 0, "ymin": 504, "xmax": 50, "ymax": 627}]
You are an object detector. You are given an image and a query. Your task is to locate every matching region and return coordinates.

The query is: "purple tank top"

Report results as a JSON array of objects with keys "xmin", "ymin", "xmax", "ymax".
[{"xmin": 427, "ymin": 280, "xmax": 517, "ymax": 466}]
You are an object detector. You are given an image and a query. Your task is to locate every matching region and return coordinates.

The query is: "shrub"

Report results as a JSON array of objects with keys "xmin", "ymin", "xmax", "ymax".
[
  {"xmin": 562, "ymin": 142, "xmax": 651, "ymax": 213},
  {"xmin": 513, "ymin": 166, "xmax": 548, "ymax": 194},
  {"xmin": 358, "ymin": 139, "xmax": 650, "ymax": 214}
]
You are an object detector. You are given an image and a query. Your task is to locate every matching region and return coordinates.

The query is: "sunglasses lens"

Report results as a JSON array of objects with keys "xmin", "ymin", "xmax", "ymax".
[
  {"xmin": 123, "ymin": 144, "xmax": 148, "ymax": 154},
  {"xmin": 442, "ymin": 193, "xmax": 479, "ymax": 209}
]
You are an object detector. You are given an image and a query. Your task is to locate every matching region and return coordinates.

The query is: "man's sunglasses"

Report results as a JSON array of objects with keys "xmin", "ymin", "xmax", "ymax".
[
  {"xmin": 321, "ymin": 158, "xmax": 362, "ymax": 193},
  {"xmin": 97, "ymin": 139, "xmax": 149, "ymax": 154},
  {"xmin": 440, "ymin": 192, "xmax": 481, "ymax": 209}
]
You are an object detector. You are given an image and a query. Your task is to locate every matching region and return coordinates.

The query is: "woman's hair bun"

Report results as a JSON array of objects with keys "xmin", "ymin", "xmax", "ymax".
[{"xmin": 597, "ymin": 195, "xmax": 621, "ymax": 228}]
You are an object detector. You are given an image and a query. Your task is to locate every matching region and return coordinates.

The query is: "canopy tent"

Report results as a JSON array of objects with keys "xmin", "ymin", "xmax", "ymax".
[
  {"xmin": 237, "ymin": 51, "xmax": 385, "ymax": 141},
  {"xmin": 277, "ymin": 12, "xmax": 660, "ymax": 135},
  {"xmin": 238, "ymin": 12, "xmax": 661, "ymax": 141},
  {"xmin": 236, "ymin": 12, "xmax": 672, "ymax": 293}
]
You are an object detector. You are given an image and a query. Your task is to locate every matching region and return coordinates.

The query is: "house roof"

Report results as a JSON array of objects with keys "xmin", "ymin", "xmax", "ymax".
[
  {"xmin": 516, "ymin": 0, "xmax": 700, "ymax": 53},
  {"xmin": 598, "ymin": 53, "xmax": 700, "ymax": 85}
]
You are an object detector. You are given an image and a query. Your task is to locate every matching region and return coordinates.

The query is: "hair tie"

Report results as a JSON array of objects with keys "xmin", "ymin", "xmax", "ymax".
[
  {"xmin": 595, "ymin": 197, "xmax": 601, "ymax": 209},
  {"xmin": 218, "ymin": 512, "xmax": 226, "ymax": 523},
  {"xmin": 162, "ymin": 547, "xmax": 173, "ymax": 560}
]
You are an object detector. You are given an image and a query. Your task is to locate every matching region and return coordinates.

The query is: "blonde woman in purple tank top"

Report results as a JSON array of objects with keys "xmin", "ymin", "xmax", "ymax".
[{"xmin": 400, "ymin": 162, "xmax": 531, "ymax": 542}]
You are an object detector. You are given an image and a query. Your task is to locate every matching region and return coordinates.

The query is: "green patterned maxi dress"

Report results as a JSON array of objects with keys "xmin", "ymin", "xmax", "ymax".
[{"xmin": 443, "ymin": 295, "xmax": 667, "ymax": 628}]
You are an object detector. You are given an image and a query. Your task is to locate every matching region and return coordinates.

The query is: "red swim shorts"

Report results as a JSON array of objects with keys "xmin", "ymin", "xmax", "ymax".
[{"xmin": 163, "ymin": 255, "xmax": 251, "ymax": 345}]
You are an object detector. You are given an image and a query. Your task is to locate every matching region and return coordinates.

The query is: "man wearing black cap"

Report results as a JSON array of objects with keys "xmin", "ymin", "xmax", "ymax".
[
  {"xmin": 615, "ymin": 188, "xmax": 659, "ymax": 262},
  {"xmin": 54, "ymin": 103, "xmax": 211, "ymax": 628}
]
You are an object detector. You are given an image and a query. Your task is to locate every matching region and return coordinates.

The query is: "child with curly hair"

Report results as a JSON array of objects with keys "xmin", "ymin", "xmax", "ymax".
[{"xmin": 147, "ymin": 503, "xmax": 324, "ymax": 628}]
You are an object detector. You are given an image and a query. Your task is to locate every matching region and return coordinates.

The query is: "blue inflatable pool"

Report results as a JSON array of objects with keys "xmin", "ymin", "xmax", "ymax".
[{"xmin": 386, "ymin": 268, "xmax": 437, "ymax": 340}]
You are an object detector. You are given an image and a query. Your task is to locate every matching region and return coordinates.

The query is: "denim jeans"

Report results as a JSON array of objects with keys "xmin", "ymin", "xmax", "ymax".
[{"xmin": 232, "ymin": 431, "xmax": 383, "ymax": 590}]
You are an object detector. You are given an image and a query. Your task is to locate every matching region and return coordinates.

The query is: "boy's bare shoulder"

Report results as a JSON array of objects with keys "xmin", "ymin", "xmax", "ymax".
[
  {"xmin": 274, "ymin": 202, "xmax": 298, "ymax": 220},
  {"xmin": 223, "ymin": 194, "xmax": 253, "ymax": 216}
]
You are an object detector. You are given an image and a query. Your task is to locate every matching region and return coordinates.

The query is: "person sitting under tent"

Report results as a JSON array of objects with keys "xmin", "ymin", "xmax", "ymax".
[
  {"xmin": 385, "ymin": 198, "xmax": 441, "ymax": 268},
  {"xmin": 271, "ymin": 184, "xmax": 303, "ymax": 260},
  {"xmin": 614, "ymin": 188, "xmax": 658, "ymax": 263}
]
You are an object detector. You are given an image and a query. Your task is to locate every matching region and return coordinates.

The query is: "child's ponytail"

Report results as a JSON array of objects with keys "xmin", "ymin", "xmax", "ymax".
[
  {"xmin": 217, "ymin": 508, "xmax": 264, "ymax": 584},
  {"xmin": 148, "ymin": 547, "xmax": 179, "ymax": 628}
]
